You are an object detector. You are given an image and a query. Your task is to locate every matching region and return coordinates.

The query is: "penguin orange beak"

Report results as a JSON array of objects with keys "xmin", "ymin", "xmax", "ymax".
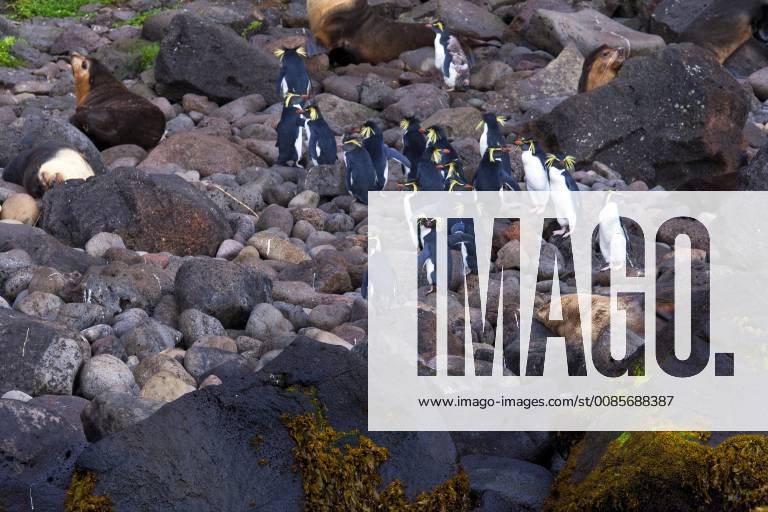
[
  {"xmin": 514, "ymin": 139, "xmax": 523, "ymax": 146},
  {"xmin": 442, "ymin": 149, "xmax": 450, "ymax": 154},
  {"xmin": 464, "ymin": 184, "xmax": 473, "ymax": 190},
  {"xmin": 436, "ymin": 164, "xmax": 445, "ymax": 169},
  {"xmin": 425, "ymin": 23, "xmax": 433, "ymax": 28},
  {"xmin": 418, "ymin": 128, "xmax": 425, "ymax": 134},
  {"xmin": 396, "ymin": 182, "xmax": 405, "ymax": 190}
]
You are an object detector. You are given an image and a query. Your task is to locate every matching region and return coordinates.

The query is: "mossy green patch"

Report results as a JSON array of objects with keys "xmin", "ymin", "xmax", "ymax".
[
  {"xmin": 9, "ymin": 0, "xmax": 112, "ymax": 19},
  {"xmin": 137, "ymin": 41, "xmax": 160, "ymax": 71},
  {"xmin": 281, "ymin": 403, "xmax": 470, "ymax": 511},
  {"xmin": 0, "ymin": 36, "xmax": 22, "ymax": 68},
  {"xmin": 114, "ymin": 7, "xmax": 163, "ymax": 27},
  {"xmin": 545, "ymin": 432, "xmax": 768, "ymax": 512},
  {"xmin": 64, "ymin": 470, "xmax": 113, "ymax": 512},
  {"xmin": 241, "ymin": 20, "xmax": 262, "ymax": 38}
]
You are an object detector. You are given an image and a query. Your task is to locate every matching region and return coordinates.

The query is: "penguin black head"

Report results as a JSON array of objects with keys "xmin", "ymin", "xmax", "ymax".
[
  {"xmin": 425, "ymin": 125, "xmax": 448, "ymax": 146},
  {"xmin": 425, "ymin": 20, "xmax": 446, "ymax": 34},
  {"xmin": 274, "ymin": 47, "xmax": 308, "ymax": 60},
  {"xmin": 341, "ymin": 133, "xmax": 363, "ymax": 151},
  {"xmin": 487, "ymin": 146, "xmax": 506, "ymax": 162},
  {"xmin": 360, "ymin": 120, "xmax": 381, "ymax": 140},
  {"xmin": 430, "ymin": 146, "xmax": 452, "ymax": 164},
  {"xmin": 298, "ymin": 101, "xmax": 321, "ymax": 121},
  {"xmin": 477, "ymin": 112, "xmax": 507, "ymax": 130},
  {"xmin": 514, "ymin": 137, "xmax": 536, "ymax": 153},
  {"xmin": 283, "ymin": 92, "xmax": 306, "ymax": 108},
  {"xmin": 400, "ymin": 116, "xmax": 423, "ymax": 133}
]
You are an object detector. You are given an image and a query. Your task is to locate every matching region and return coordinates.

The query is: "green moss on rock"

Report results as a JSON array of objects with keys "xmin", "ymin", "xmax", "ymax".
[{"xmin": 545, "ymin": 432, "xmax": 768, "ymax": 512}]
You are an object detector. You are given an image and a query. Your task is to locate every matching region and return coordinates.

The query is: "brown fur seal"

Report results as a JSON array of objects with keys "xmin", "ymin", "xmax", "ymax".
[
  {"xmin": 69, "ymin": 53, "xmax": 166, "ymax": 150},
  {"xmin": 578, "ymin": 45, "xmax": 626, "ymax": 94},
  {"xmin": 3, "ymin": 142, "xmax": 94, "ymax": 198},
  {"xmin": 536, "ymin": 294, "xmax": 646, "ymax": 344},
  {"xmin": 308, "ymin": 0, "xmax": 434, "ymax": 63}
]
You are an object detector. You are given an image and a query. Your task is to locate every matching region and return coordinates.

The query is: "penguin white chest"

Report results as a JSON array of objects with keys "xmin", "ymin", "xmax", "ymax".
[
  {"xmin": 479, "ymin": 126, "xmax": 488, "ymax": 156},
  {"xmin": 522, "ymin": 152, "xmax": 549, "ymax": 191},
  {"xmin": 434, "ymin": 35, "xmax": 445, "ymax": 71},
  {"xmin": 549, "ymin": 170, "xmax": 577, "ymax": 228},
  {"xmin": 599, "ymin": 203, "xmax": 627, "ymax": 268}
]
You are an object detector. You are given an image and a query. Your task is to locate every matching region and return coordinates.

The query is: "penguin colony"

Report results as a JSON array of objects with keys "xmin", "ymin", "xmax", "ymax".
[
  {"xmin": 269, "ymin": 19, "xmax": 632, "ymax": 281},
  {"xmin": 2, "ymin": 17, "xmax": 630, "ymax": 280}
]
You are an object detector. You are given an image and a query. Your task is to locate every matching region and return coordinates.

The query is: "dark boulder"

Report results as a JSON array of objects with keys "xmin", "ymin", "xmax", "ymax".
[
  {"xmin": 81, "ymin": 391, "xmax": 164, "ymax": 442},
  {"xmin": 175, "ymin": 257, "xmax": 273, "ymax": 327},
  {"xmin": 155, "ymin": 14, "xmax": 280, "ymax": 105},
  {"xmin": 78, "ymin": 261, "xmax": 174, "ymax": 316},
  {"xmin": 40, "ymin": 168, "xmax": 233, "ymax": 256},
  {"xmin": 0, "ymin": 116, "xmax": 105, "ymax": 174},
  {"xmin": 0, "ymin": 399, "xmax": 87, "ymax": 511},
  {"xmin": 649, "ymin": 0, "xmax": 760, "ymax": 64},
  {"xmin": 0, "ymin": 223, "xmax": 101, "ymax": 273},
  {"xmin": 0, "ymin": 309, "xmax": 85, "ymax": 396},
  {"xmin": 522, "ymin": 44, "xmax": 748, "ymax": 189},
  {"xmin": 738, "ymin": 145, "xmax": 768, "ymax": 190},
  {"xmin": 74, "ymin": 337, "xmax": 458, "ymax": 510}
]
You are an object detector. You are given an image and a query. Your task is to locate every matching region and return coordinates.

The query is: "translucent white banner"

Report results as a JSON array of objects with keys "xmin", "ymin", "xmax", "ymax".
[{"xmin": 367, "ymin": 191, "xmax": 768, "ymax": 431}]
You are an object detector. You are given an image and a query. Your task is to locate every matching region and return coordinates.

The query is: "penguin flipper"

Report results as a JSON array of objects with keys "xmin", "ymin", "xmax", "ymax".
[{"xmin": 384, "ymin": 145, "xmax": 411, "ymax": 169}]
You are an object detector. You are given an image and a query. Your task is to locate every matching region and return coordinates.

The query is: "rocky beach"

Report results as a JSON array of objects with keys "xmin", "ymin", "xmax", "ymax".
[{"xmin": 0, "ymin": 0, "xmax": 767, "ymax": 510}]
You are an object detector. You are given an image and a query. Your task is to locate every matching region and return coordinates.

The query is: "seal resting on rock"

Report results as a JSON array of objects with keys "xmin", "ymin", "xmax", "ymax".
[
  {"xmin": 578, "ymin": 45, "xmax": 626, "ymax": 93},
  {"xmin": 308, "ymin": 0, "xmax": 434, "ymax": 63},
  {"xmin": 69, "ymin": 52, "xmax": 166, "ymax": 150},
  {"xmin": 3, "ymin": 142, "xmax": 94, "ymax": 198}
]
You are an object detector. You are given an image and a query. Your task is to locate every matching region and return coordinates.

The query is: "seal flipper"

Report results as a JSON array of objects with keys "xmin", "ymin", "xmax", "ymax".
[{"xmin": 70, "ymin": 107, "xmax": 120, "ymax": 147}]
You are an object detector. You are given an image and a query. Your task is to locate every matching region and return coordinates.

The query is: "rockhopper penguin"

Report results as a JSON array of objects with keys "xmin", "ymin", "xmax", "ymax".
[{"xmin": 274, "ymin": 47, "xmax": 311, "ymax": 96}]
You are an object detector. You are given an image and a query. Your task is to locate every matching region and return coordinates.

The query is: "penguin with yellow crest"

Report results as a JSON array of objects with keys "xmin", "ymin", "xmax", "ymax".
[
  {"xmin": 342, "ymin": 132, "xmax": 378, "ymax": 204},
  {"xmin": 426, "ymin": 20, "xmax": 470, "ymax": 91},
  {"xmin": 276, "ymin": 93, "xmax": 307, "ymax": 167},
  {"xmin": 297, "ymin": 102, "xmax": 337, "ymax": 166},
  {"xmin": 472, "ymin": 145, "xmax": 517, "ymax": 192},
  {"xmin": 399, "ymin": 116, "xmax": 426, "ymax": 183},
  {"xmin": 544, "ymin": 153, "xmax": 580, "ymax": 238},
  {"xmin": 477, "ymin": 113, "xmax": 518, "ymax": 189},
  {"xmin": 274, "ymin": 47, "xmax": 310, "ymax": 96},
  {"xmin": 441, "ymin": 158, "xmax": 471, "ymax": 191},
  {"xmin": 359, "ymin": 120, "xmax": 410, "ymax": 190}
]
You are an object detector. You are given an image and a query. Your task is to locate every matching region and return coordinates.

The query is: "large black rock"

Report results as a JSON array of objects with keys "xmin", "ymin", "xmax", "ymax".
[
  {"xmin": 0, "ymin": 223, "xmax": 102, "ymax": 273},
  {"xmin": 523, "ymin": 44, "xmax": 748, "ymax": 189},
  {"xmin": 74, "ymin": 337, "xmax": 458, "ymax": 511},
  {"xmin": 0, "ymin": 309, "xmax": 85, "ymax": 397},
  {"xmin": 175, "ymin": 256, "xmax": 272, "ymax": 328},
  {"xmin": 155, "ymin": 14, "xmax": 281, "ymax": 104},
  {"xmin": 0, "ymin": 399, "xmax": 87, "ymax": 512},
  {"xmin": 40, "ymin": 168, "xmax": 233, "ymax": 256},
  {"xmin": 738, "ymin": 145, "xmax": 768, "ymax": 190}
]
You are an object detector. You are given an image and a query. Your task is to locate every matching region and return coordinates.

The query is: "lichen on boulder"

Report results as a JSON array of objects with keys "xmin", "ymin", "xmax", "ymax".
[
  {"xmin": 545, "ymin": 432, "xmax": 768, "ymax": 512},
  {"xmin": 282, "ymin": 400, "xmax": 471, "ymax": 511},
  {"xmin": 64, "ymin": 470, "xmax": 112, "ymax": 512}
]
